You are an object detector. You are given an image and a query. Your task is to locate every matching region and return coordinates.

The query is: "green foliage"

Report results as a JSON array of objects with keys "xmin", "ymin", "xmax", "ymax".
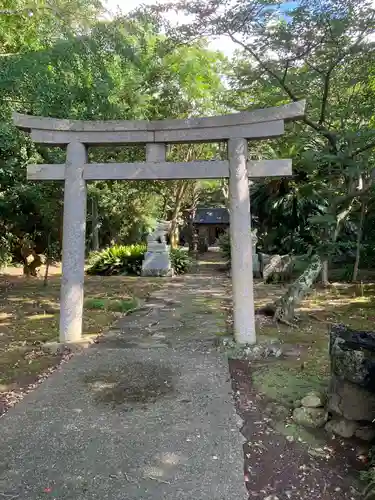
[
  {"xmin": 361, "ymin": 446, "xmax": 375, "ymax": 500},
  {"xmin": 84, "ymin": 298, "xmax": 106, "ymax": 309},
  {"xmin": 84, "ymin": 297, "xmax": 138, "ymax": 312},
  {"xmin": 170, "ymin": 247, "xmax": 193, "ymax": 274},
  {"xmin": 0, "ymin": 234, "xmax": 14, "ymax": 268},
  {"xmin": 86, "ymin": 244, "xmax": 146, "ymax": 276},
  {"xmin": 218, "ymin": 232, "xmax": 231, "ymax": 263},
  {"xmin": 167, "ymin": 0, "xmax": 375, "ymax": 265},
  {"xmin": 0, "ymin": 10, "xmax": 227, "ymax": 260},
  {"xmin": 87, "ymin": 245, "xmax": 192, "ymax": 276}
]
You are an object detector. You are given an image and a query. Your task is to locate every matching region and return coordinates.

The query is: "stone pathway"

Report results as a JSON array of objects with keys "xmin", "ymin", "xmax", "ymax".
[{"xmin": 0, "ymin": 256, "xmax": 246, "ymax": 499}]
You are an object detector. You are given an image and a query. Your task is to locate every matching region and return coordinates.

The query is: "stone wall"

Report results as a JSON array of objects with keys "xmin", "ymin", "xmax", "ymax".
[{"xmin": 325, "ymin": 324, "xmax": 375, "ymax": 440}]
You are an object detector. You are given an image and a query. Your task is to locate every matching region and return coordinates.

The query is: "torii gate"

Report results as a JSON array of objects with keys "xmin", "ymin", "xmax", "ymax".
[{"xmin": 13, "ymin": 100, "xmax": 305, "ymax": 345}]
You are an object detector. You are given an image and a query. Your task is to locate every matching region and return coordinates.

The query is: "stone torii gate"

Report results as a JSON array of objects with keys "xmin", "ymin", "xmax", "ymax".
[{"xmin": 13, "ymin": 100, "xmax": 305, "ymax": 345}]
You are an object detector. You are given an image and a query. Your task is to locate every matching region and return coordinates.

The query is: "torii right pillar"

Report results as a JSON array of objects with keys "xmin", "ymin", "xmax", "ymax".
[{"xmin": 228, "ymin": 137, "xmax": 256, "ymax": 344}]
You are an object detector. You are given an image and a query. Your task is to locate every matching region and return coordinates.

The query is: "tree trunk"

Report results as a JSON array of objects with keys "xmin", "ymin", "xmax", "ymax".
[
  {"xmin": 187, "ymin": 184, "xmax": 200, "ymax": 251},
  {"xmin": 169, "ymin": 181, "xmax": 188, "ymax": 249},
  {"xmin": 43, "ymin": 233, "xmax": 51, "ymax": 287},
  {"xmin": 321, "ymin": 259, "xmax": 329, "ymax": 286},
  {"xmin": 352, "ymin": 201, "xmax": 366, "ymax": 282},
  {"xmin": 221, "ymin": 179, "xmax": 230, "ymax": 208},
  {"xmin": 273, "ymin": 255, "xmax": 323, "ymax": 322},
  {"xmin": 91, "ymin": 197, "xmax": 99, "ymax": 251}
]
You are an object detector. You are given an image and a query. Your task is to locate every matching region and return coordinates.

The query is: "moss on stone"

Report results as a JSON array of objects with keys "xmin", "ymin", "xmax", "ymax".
[{"xmin": 252, "ymin": 361, "xmax": 328, "ymax": 407}]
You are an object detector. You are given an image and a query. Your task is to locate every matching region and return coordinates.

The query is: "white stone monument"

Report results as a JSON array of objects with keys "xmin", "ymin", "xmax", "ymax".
[{"xmin": 141, "ymin": 220, "xmax": 173, "ymax": 277}]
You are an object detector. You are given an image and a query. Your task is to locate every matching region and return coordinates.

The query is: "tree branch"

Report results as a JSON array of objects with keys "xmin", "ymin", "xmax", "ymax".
[
  {"xmin": 351, "ymin": 138, "xmax": 375, "ymax": 158},
  {"xmin": 319, "ymin": 68, "xmax": 332, "ymax": 125},
  {"xmin": 227, "ymin": 33, "xmax": 339, "ymax": 151}
]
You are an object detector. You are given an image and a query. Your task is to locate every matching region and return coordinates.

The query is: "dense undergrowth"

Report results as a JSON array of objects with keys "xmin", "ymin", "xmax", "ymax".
[{"xmin": 86, "ymin": 244, "xmax": 192, "ymax": 276}]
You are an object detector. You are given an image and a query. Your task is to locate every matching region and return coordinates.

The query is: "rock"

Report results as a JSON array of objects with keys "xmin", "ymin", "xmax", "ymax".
[
  {"xmin": 43, "ymin": 337, "xmax": 95, "ymax": 355},
  {"xmin": 265, "ymin": 402, "xmax": 291, "ymax": 420},
  {"xmin": 273, "ymin": 347, "xmax": 283, "ymax": 358},
  {"xmin": 355, "ymin": 425, "xmax": 375, "ymax": 442},
  {"xmin": 329, "ymin": 324, "xmax": 375, "ymax": 390},
  {"xmin": 42, "ymin": 341, "xmax": 63, "ymax": 355},
  {"xmin": 293, "ymin": 399, "xmax": 302, "ymax": 409},
  {"xmin": 325, "ymin": 417, "xmax": 359, "ymax": 438},
  {"xmin": 225, "ymin": 341, "xmax": 284, "ymax": 361},
  {"xmin": 327, "ymin": 374, "xmax": 375, "ymax": 421},
  {"xmin": 292, "ymin": 407, "xmax": 328, "ymax": 428},
  {"xmin": 301, "ymin": 391, "xmax": 325, "ymax": 408}
]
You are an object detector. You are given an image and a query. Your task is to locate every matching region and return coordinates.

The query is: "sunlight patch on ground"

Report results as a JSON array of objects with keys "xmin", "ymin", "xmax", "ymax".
[{"xmin": 0, "ymin": 270, "xmax": 161, "ymax": 390}]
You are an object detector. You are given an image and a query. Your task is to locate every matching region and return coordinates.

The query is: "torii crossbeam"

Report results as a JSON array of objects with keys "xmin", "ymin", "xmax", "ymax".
[{"xmin": 13, "ymin": 100, "xmax": 305, "ymax": 345}]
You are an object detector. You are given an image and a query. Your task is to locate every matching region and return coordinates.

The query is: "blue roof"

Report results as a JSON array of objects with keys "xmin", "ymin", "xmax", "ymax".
[{"xmin": 193, "ymin": 208, "xmax": 229, "ymax": 224}]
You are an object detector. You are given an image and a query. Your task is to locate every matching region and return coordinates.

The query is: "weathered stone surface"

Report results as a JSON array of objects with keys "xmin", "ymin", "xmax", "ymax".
[
  {"xmin": 355, "ymin": 425, "xmax": 375, "ymax": 442},
  {"xmin": 141, "ymin": 220, "xmax": 173, "ymax": 277},
  {"xmin": 301, "ymin": 391, "xmax": 325, "ymax": 408},
  {"xmin": 229, "ymin": 137, "xmax": 255, "ymax": 345},
  {"xmin": 261, "ymin": 254, "xmax": 294, "ymax": 282},
  {"xmin": 224, "ymin": 341, "xmax": 283, "ymax": 360},
  {"xmin": 59, "ymin": 141, "xmax": 87, "ymax": 343},
  {"xmin": 327, "ymin": 374, "xmax": 375, "ymax": 422},
  {"xmin": 264, "ymin": 402, "xmax": 291, "ymax": 420},
  {"xmin": 325, "ymin": 418, "xmax": 359, "ymax": 438},
  {"xmin": 42, "ymin": 337, "xmax": 95, "ymax": 355},
  {"xmin": 329, "ymin": 323, "xmax": 375, "ymax": 390},
  {"xmin": 28, "ymin": 160, "xmax": 294, "ymax": 182},
  {"xmin": 154, "ymin": 120, "xmax": 285, "ymax": 143},
  {"xmin": 13, "ymin": 100, "xmax": 306, "ymax": 133},
  {"xmin": 292, "ymin": 407, "xmax": 328, "ymax": 428}
]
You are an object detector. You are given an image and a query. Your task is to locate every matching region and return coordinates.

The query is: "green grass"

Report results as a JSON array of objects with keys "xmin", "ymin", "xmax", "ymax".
[
  {"xmin": 252, "ymin": 361, "xmax": 329, "ymax": 407},
  {"xmin": 84, "ymin": 297, "xmax": 138, "ymax": 313}
]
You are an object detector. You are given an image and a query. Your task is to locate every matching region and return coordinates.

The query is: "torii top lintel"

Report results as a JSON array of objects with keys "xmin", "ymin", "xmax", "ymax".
[{"xmin": 12, "ymin": 100, "xmax": 306, "ymax": 146}]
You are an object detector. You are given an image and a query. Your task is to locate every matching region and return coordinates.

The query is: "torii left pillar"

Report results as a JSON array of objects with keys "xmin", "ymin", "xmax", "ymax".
[{"xmin": 59, "ymin": 141, "xmax": 87, "ymax": 342}]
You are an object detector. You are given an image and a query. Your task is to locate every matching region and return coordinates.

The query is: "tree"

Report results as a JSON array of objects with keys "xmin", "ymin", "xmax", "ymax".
[
  {"xmin": 162, "ymin": 0, "xmax": 375, "ymax": 320},
  {"xmin": 0, "ymin": 12, "xmax": 229, "ymax": 261}
]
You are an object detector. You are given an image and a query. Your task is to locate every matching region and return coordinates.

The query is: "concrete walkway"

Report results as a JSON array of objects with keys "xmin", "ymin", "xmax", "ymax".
[{"xmin": 0, "ymin": 259, "xmax": 246, "ymax": 499}]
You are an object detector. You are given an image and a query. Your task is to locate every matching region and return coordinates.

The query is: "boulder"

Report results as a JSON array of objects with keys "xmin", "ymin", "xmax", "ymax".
[
  {"xmin": 329, "ymin": 324, "xmax": 375, "ymax": 390},
  {"xmin": 327, "ymin": 374, "xmax": 375, "ymax": 422},
  {"xmin": 355, "ymin": 426, "xmax": 375, "ymax": 442},
  {"xmin": 264, "ymin": 402, "xmax": 291, "ymax": 420},
  {"xmin": 292, "ymin": 407, "xmax": 328, "ymax": 428},
  {"xmin": 301, "ymin": 391, "xmax": 325, "ymax": 408},
  {"xmin": 325, "ymin": 418, "xmax": 359, "ymax": 438}
]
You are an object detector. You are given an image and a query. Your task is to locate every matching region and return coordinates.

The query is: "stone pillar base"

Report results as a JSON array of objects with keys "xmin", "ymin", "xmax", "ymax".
[{"xmin": 141, "ymin": 251, "xmax": 173, "ymax": 277}]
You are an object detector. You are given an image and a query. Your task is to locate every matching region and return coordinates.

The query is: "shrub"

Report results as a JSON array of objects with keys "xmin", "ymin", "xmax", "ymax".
[
  {"xmin": 84, "ymin": 297, "xmax": 138, "ymax": 312},
  {"xmin": 84, "ymin": 298, "xmax": 106, "ymax": 309},
  {"xmin": 87, "ymin": 244, "xmax": 146, "ymax": 276},
  {"xmin": 218, "ymin": 232, "xmax": 231, "ymax": 263},
  {"xmin": 87, "ymin": 244, "xmax": 192, "ymax": 276},
  {"xmin": 361, "ymin": 446, "xmax": 375, "ymax": 500},
  {"xmin": 170, "ymin": 247, "xmax": 193, "ymax": 275}
]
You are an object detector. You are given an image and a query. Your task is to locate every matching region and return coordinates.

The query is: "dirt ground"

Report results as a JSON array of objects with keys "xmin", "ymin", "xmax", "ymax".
[
  {"xmin": 0, "ymin": 264, "xmax": 161, "ymax": 402},
  {"xmin": 230, "ymin": 359, "xmax": 364, "ymax": 500},
  {"xmin": 228, "ymin": 278, "xmax": 375, "ymax": 500}
]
